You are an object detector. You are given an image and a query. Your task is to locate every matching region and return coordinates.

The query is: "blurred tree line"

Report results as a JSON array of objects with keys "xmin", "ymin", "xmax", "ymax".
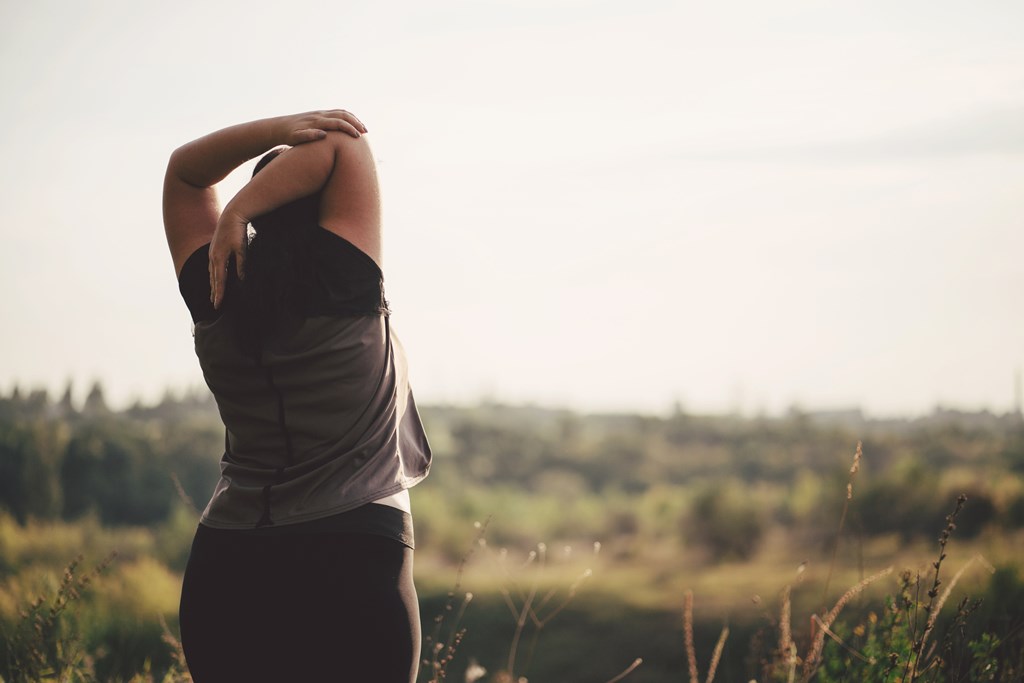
[
  {"xmin": 2, "ymin": 384, "xmax": 1023, "ymax": 560},
  {"xmin": 0, "ymin": 383, "xmax": 222, "ymax": 527}
]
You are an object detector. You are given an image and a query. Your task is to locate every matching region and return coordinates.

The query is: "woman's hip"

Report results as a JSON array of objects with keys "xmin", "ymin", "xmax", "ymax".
[{"xmin": 179, "ymin": 525, "xmax": 420, "ymax": 682}]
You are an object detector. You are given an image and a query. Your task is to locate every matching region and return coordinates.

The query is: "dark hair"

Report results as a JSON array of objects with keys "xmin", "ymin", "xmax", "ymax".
[{"xmin": 227, "ymin": 147, "xmax": 323, "ymax": 354}]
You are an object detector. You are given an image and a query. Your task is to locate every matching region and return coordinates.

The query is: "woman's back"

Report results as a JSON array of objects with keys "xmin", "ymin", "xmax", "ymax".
[
  {"xmin": 177, "ymin": 225, "xmax": 427, "ymax": 529},
  {"xmin": 166, "ymin": 116, "xmax": 430, "ymax": 530},
  {"xmin": 165, "ymin": 111, "xmax": 427, "ymax": 683}
]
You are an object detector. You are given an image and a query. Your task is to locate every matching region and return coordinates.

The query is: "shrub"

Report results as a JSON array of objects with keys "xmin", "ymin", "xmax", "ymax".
[{"xmin": 685, "ymin": 483, "xmax": 764, "ymax": 561}]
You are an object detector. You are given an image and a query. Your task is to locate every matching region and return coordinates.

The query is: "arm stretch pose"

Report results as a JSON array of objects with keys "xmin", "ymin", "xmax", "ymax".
[{"xmin": 163, "ymin": 111, "xmax": 431, "ymax": 683}]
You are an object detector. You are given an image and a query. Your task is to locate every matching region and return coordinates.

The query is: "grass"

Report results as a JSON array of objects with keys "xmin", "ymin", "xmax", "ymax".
[
  {"xmin": 2, "ymin": 446, "xmax": 1023, "ymax": 681},
  {"xmin": 417, "ymin": 444, "xmax": 1023, "ymax": 683}
]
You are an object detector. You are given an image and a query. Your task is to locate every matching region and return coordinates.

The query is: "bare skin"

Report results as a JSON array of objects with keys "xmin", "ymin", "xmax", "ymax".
[{"xmin": 162, "ymin": 110, "xmax": 381, "ymax": 309}]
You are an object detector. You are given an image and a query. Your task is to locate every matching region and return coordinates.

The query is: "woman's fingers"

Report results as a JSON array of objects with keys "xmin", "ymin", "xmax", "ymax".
[
  {"xmin": 209, "ymin": 255, "xmax": 230, "ymax": 309},
  {"xmin": 235, "ymin": 247, "xmax": 245, "ymax": 280},
  {"xmin": 208, "ymin": 255, "xmax": 219, "ymax": 306},
  {"xmin": 308, "ymin": 114, "xmax": 362, "ymax": 138},
  {"xmin": 208, "ymin": 251, "xmax": 224, "ymax": 308},
  {"xmin": 343, "ymin": 110, "xmax": 368, "ymax": 133},
  {"xmin": 324, "ymin": 109, "xmax": 367, "ymax": 133},
  {"xmin": 287, "ymin": 120, "xmax": 360, "ymax": 145},
  {"xmin": 208, "ymin": 246, "xmax": 243, "ymax": 309},
  {"xmin": 323, "ymin": 118, "xmax": 362, "ymax": 138},
  {"xmin": 283, "ymin": 109, "xmax": 368, "ymax": 145}
]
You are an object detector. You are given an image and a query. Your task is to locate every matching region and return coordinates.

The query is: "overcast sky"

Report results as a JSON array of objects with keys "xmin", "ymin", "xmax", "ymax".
[{"xmin": 1, "ymin": 0, "xmax": 1022, "ymax": 417}]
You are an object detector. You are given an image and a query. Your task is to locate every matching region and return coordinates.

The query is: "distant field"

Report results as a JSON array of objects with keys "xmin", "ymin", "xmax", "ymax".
[{"xmin": 2, "ymin": 391, "xmax": 1023, "ymax": 681}]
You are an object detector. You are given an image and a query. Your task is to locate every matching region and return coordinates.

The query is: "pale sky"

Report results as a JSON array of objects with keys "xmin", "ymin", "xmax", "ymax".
[{"xmin": 1, "ymin": 0, "xmax": 1022, "ymax": 417}]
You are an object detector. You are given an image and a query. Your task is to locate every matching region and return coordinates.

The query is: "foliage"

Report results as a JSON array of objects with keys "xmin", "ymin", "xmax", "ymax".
[
  {"xmin": 687, "ymin": 482, "xmax": 765, "ymax": 561},
  {"xmin": 1, "ymin": 554, "xmax": 110, "ymax": 683},
  {"xmin": 681, "ymin": 496, "xmax": 1024, "ymax": 683},
  {"xmin": 3, "ymin": 386, "xmax": 1024, "ymax": 548},
  {"xmin": 0, "ymin": 419, "xmax": 65, "ymax": 524},
  {"xmin": 0, "ymin": 552, "xmax": 192, "ymax": 683},
  {"xmin": 0, "ymin": 386, "xmax": 220, "ymax": 529},
  {"xmin": 2, "ymin": 387, "xmax": 1024, "ymax": 681}
]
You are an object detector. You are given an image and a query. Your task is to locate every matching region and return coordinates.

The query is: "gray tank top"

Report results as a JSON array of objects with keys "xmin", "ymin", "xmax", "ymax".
[{"xmin": 178, "ymin": 230, "xmax": 431, "ymax": 530}]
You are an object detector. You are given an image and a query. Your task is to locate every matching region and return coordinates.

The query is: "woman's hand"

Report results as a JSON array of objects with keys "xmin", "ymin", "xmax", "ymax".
[
  {"xmin": 203, "ymin": 109, "xmax": 367, "ymax": 306},
  {"xmin": 166, "ymin": 110, "xmax": 369, "ymax": 279},
  {"xmin": 274, "ymin": 109, "xmax": 368, "ymax": 146},
  {"xmin": 208, "ymin": 207, "xmax": 247, "ymax": 309}
]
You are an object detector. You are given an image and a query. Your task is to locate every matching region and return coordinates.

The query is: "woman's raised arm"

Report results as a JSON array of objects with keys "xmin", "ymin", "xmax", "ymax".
[
  {"xmin": 162, "ymin": 111, "xmax": 367, "ymax": 277},
  {"xmin": 207, "ymin": 131, "xmax": 382, "ymax": 309}
]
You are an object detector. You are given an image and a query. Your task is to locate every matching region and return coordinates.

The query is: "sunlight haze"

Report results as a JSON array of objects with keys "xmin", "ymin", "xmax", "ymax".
[{"xmin": 1, "ymin": 0, "xmax": 1022, "ymax": 416}]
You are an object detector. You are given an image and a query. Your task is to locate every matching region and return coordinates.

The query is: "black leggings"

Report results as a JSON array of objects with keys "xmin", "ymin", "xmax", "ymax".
[{"xmin": 179, "ymin": 524, "xmax": 420, "ymax": 683}]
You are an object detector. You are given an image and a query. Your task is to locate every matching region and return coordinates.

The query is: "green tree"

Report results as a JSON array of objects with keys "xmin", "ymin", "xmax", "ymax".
[
  {"xmin": 61, "ymin": 421, "xmax": 173, "ymax": 526},
  {"xmin": 0, "ymin": 420, "xmax": 64, "ymax": 523},
  {"xmin": 686, "ymin": 483, "xmax": 764, "ymax": 561}
]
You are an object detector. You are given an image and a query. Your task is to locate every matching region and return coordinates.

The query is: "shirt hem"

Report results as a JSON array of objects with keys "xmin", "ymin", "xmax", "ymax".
[{"xmin": 198, "ymin": 473, "xmax": 428, "ymax": 531}]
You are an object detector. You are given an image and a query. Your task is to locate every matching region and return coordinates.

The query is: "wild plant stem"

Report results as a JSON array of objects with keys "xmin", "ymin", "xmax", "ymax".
[
  {"xmin": 908, "ymin": 495, "xmax": 968, "ymax": 681},
  {"xmin": 684, "ymin": 590, "xmax": 699, "ymax": 683},
  {"xmin": 821, "ymin": 442, "xmax": 862, "ymax": 611},
  {"xmin": 604, "ymin": 658, "xmax": 643, "ymax": 683},
  {"xmin": 506, "ymin": 546, "xmax": 542, "ymax": 675},
  {"xmin": 705, "ymin": 626, "xmax": 729, "ymax": 683}
]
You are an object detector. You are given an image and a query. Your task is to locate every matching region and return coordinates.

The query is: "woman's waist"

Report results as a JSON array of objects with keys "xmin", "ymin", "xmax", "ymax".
[{"xmin": 200, "ymin": 498, "xmax": 415, "ymax": 549}]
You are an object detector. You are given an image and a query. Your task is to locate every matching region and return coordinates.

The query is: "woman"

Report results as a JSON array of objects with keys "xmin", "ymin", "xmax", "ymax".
[{"xmin": 163, "ymin": 110, "xmax": 431, "ymax": 682}]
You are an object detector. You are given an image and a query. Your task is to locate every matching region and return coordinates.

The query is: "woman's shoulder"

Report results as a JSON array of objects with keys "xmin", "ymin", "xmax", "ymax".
[{"xmin": 316, "ymin": 134, "xmax": 382, "ymax": 266}]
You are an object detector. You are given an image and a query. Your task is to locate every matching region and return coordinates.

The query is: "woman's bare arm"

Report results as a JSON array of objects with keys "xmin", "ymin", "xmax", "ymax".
[
  {"xmin": 162, "ymin": 111, "xmax": 367, "ymax": 277},
  {"xmin": 207, "ymin": 131, "xmax": 382, "ymax": 309}
]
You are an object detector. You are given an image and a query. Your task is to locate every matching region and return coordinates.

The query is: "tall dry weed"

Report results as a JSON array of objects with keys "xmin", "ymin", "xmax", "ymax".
[
  {"xmin": 422, "ymin": 519, "xmax": 488, "ymax": 683},
  {"xmin": 820, "ymin": 442, "xmax": 862, "ymax": 609},
  {"xmin": 802, "ymin": 566, "xmax": 894, "ymax": 680},
  {"xmin": 682, "ymin": 589, "xmax": 730, "ymax": 683}
]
